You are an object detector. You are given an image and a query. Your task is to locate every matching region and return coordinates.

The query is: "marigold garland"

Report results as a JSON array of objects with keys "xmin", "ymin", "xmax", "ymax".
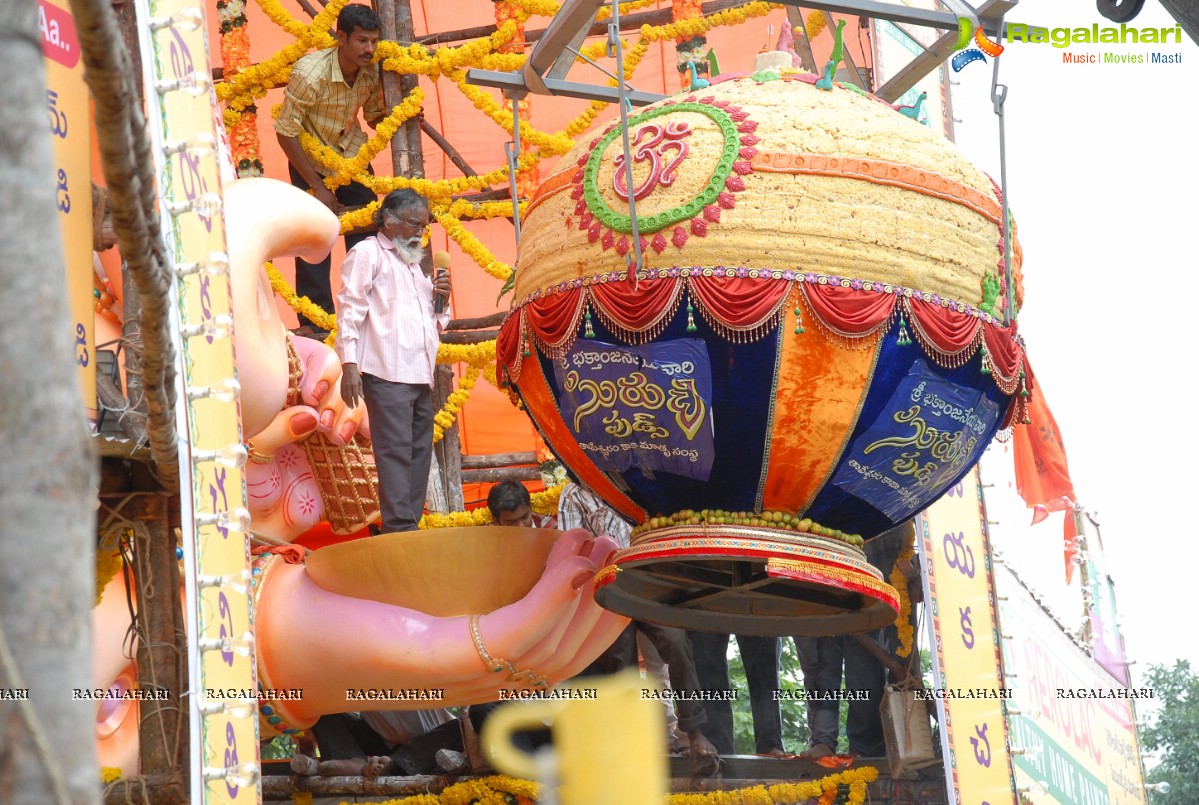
[
  {"xmin": 642, "ymin": 2, "xmax": 780, "ymax": 42},
  {"xmin": 418, "ymin": 484, "xmax": 564, "ymax": 530},
  {"xmin": 265, "ymin": 262, "xmax": 337, "ymax": 332},
  {"xmin": 433, "ymin": 365, "xmax": 480, "ymax": 443},
  {"xmin": 299, "ymin": 87, "xmax": 425, "ymax": 191},
  {"xmin": 890, "ymin": 531, "xmax": 918, "ymax": 659},
  {"xmin": 596, "ymin": 0, "xmax": 659, "ymax": 21},
  {"xmin": 804, "ymin": 10, "xmax": 827, "ymax": 39},
  {"xmin": 504, "ymin": 0, "xmax": 560, "ymax": 18},
  {"xmin": 434, "ymin": 209, "xmax": 514, "ymax": 282},
  {"xmin": 101, "ymin": 767, "xmax": 123, "ymax": 784},
  {"xmin": 293, "ymin": 767, "xmax": 878, "ymax": 805},
  {"xmin": 95, "ymin": 547, "xmax": 124, "ymax": 607},
  {"xmin": 438, "ymin": 340, "xmax": 498, "ymax": 368}
]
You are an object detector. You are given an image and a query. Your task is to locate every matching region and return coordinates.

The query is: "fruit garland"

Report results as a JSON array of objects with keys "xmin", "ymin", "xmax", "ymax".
[
  {"xmin": 630, "ymin": 509, "xmax": 867, "ymax": 548},
  {"xmin": 289, "ymin": 767, "xmax": 877, "ymax": 805},
  {"xmin": 890, "ymin": 531, "xmax": 918, "ymax": 658}
]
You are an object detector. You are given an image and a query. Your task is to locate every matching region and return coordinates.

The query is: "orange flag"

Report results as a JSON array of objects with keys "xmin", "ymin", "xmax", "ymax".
[{"xmin": 1012, "ymin": 364, "xmax": 1077, "ymax": 581}]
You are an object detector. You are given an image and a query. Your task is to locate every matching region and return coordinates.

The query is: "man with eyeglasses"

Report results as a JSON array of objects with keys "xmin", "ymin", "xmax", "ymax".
[{"xmin": 335, "ymin": 189, "xmax": 452, "ymax": 534}]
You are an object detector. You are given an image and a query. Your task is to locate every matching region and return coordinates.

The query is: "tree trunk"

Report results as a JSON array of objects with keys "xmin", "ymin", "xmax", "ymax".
[{"xmin": 0, "ymin": 2, "xmax": 101, "ymax": 803}]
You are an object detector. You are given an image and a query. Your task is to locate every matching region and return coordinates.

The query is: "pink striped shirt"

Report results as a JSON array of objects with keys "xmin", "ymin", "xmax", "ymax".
[{"xmin": 335, "ymin": 234, "xmax": 449, "ymax": 388}]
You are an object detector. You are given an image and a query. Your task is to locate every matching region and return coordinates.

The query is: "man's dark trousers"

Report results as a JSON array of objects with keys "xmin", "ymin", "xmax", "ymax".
[
  {"xmin": 288, "ymin": 164, "xmax": 376, "ymax": 330},
  {"xmin": 688, "ymin": 632, "xmax": 784, "ymax": 754},
  {"xmin": 361, "ymin": 375, "xmax": 434, "ymax": 533}
]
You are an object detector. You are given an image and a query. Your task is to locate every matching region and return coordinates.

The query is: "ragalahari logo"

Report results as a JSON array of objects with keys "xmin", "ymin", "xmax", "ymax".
[{"xmin": 951, "ymin": 17, "xmax": 1005, "ymax": 71}]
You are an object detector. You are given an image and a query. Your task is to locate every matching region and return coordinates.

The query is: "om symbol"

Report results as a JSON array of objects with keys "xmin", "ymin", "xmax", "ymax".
[
  {"xmin": 613, "ymin": 121, "xmax": 692, "ymax": 202},
  {"xmin": 959, "ymin": 606, "xmax": 975, "ymax": 649},
  {"xmin": 970, "ymin": 722, "xmax": 992, "ymax": 767},
  {"xmin": 943, "ymin": 531, "xmax": 976, "ymax": 578}
]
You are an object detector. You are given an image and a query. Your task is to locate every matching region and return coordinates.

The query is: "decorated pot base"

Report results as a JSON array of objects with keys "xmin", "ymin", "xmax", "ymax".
[{"xmin": 594, "ymin": 524, "xmax": 899, "ymax": 636}]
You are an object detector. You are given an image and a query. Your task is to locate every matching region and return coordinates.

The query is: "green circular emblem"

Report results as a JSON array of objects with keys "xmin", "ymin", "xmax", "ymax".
[{"xmin": 583, "ymin": 102, "xmax": 740, "ymax": 236}]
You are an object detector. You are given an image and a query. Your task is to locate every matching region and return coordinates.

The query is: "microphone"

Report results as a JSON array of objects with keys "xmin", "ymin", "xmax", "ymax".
[{"xmin": 433, "ymin": 251, "xmax": 451, "ymax": 314}]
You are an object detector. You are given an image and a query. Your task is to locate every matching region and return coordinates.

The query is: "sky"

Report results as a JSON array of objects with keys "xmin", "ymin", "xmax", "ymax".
[{"xmin": 947, "ymin": 1, "xmax": 1199, "ymax": 680}]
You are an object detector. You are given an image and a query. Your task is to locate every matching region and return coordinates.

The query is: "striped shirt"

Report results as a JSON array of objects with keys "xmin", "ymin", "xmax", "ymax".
[
  {"xmin": 335, "ymin": 234, "xmax": 450, "ymax": 388},
  {"xmin": 275, "ymin": 47, "xmax": 384, "ymax": 177},
  {"xmin": 557, "ymin": 484, "xmax": 632, "ymax": 549}
]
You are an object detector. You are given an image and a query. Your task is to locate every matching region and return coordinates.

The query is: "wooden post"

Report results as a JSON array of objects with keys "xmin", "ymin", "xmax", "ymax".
[{"xmin": 128, "ymin": 487, "xmax": 187, "ymax": 804}]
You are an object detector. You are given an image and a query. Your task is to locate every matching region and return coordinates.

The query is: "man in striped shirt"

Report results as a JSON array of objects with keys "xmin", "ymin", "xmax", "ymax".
[
  {"xmin": 276, "ymin": 4, "xmax": 386, "ymax": 336},
  {"xmin": 336, "ymin": 190, "xmax": 451, "ymax": 533}
]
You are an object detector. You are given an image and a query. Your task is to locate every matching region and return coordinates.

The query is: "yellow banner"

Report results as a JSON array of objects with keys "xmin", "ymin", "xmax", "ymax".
[
  {"xmin": 996, "ymin": 563, "xmax": 1148, "ymax": 805},
  {"xmin": 919, "ymin": 466, "xmax": 1016, "ymax": 803},
  {"xmin": 40, "ymin": 0, "xmax": 94, "ymax": 412},
  {"xmin": 136, "ymin": 0, "xmax": 258, "ymax": 800}
]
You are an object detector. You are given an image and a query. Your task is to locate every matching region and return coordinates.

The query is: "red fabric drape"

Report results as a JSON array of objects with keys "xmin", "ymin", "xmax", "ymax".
[
  {"xmin": 908, "ymin": 299, "xmax": 981, "ymax": 354},
  {"xmin": 687, "ymin": 275, "xmax": 790, "ymax": 328},
  {"xmin": 527, "ymin": 287, "xmax": 584, "ymax": 348},
  {"xmin": 1012, "ymin": 362, "xmax": 1075, "ymax": 514},
  {"xmin": 497, "ymin": 313, "xmax": 523, "ymax": 371},
  {"xmin": 802, "ymin": 283, "xmax": 895, "ymax": 335},
  {"xmin": 590, "ymin": 276, "xmax": 682, "ymax": 331},
  {"xmin": 983, "ymin": 321, "xmax": 1024, "ymax": 380}
]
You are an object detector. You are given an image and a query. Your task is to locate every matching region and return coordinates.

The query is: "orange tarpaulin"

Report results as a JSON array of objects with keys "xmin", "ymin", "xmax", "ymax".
[{"xmin": 213, "ymin": 1, "xmax": 862, "ymax": 505}]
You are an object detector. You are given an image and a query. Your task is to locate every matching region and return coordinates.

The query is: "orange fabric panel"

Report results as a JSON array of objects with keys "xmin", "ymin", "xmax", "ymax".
[
  {"xmin": 760, "ymin": 313, "xmax": 877, "ymax": 514},
  {"xmin": 517, "ymin": 352, "xmax": 646, "ymax": 524}
]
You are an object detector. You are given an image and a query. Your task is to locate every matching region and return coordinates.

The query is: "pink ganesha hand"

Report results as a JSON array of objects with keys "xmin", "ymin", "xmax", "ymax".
[
  {"xmin": 225, "ymin": 178, "xmax": 377, "ymax": 541},
  {"xmin": 256, "ymin": 530, "xmax": 630, "ymax": 721},
  {"xmin": 222, "ymin": 179, "xmax": 628, "ymax": 723},
  {"xmin": 245, "ymin": 335, "xmax": 377, "ymax": 540}
]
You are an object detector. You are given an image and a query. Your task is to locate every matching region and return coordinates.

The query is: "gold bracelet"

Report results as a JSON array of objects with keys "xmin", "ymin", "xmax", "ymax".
[
  {"xmin": 469, "ymin": 614, "xmax": 508, "ymax": 673},
  {"xmin": 469, "ymin": 615, "xmax": 550, "ymax": 688},
  {"xmin": 246, "ymin": 442, "xmax": 274, "ymax": 464}
]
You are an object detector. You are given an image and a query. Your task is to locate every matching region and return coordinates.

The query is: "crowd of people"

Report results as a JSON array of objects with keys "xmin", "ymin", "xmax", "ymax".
[{"xmin": 278, "ymin": 3, "xmax": 919, "ymax": 779}]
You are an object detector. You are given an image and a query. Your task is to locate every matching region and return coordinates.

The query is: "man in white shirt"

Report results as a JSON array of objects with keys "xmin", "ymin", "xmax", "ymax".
[{"xmin": 336, "ymin": 189, "xmax": 451, "ymax": 533}]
